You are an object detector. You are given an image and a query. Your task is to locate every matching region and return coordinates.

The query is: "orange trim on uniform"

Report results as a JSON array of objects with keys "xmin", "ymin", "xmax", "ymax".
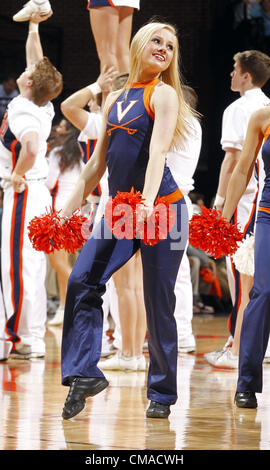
[
  {"xmin": 8, "ymin": 188, "xmax": 28, "ymax": 342},
  {"xmin": 143, "ymin": 79, "xmax": 160, "ymax": 120},
  {"xmin": 258, "ymin": 206, "xmax": 270, "ymax": 214},
  {"xmin": 14, "ymin": 187, "xmax": 28, "ymax": 335},
  {"xmin": 264, "ymin": 124, "xmax": 270, "ymax": 142},
  {"xmin": 243, "ymin": 187, "xmax": 259, "ymax": 234},
  {"xmin": 124, "ymin": 78, "xmax": 160, "ymax": 89},
  {"xmin": 9, "ymin": 195, "xmax": 17, "ymax": 316},
  {"xmin": 158, "ymin": 187, "xmax": 183, "ymax": 204},
  {"xmin": 107, "ymin": 114, "xmax": 143, "ymax": 136}
]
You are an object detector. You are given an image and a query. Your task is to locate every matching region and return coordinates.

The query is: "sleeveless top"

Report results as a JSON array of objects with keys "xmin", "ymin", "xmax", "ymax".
[{"xmin": 105, "ymin": 78, "xmax": 179, "ymax": 198}]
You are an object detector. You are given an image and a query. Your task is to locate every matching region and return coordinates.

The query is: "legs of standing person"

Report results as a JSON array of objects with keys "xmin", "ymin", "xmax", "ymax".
[
  {"xmin": 189, "ymin": 255, "xmax": 201, "ymax": 310},
  {"xmin": 100, "ymin": 250, "xmax": 147, "ymax": 370},
  {"xmin": 47, "ymin": 249, "xmax": 72, "ymax": 326},
  {"xmin": 89, "ymin": 6, "xmax": 133, "ymax": 74},
  {"xmin": 204, "ymin": 192, "xmax": 258, "ymax": 367},
  {"xmin": 1, "ymin": 183, "xmax": 51, "ymax": 358},
  {"xmin": 237, "ymin": 217, "xmax": 270, "ymax": 396},
  {"xmin": 174, "ymin": 251, "xmax": 196, "ymax": 352},
  {"xmin": 141, "ymin": 198, "xmax": 188, "ymax": 408},
  {"xmin": 174, "ymin": 193, "xmax": 195, "ymax": 352},
  {"xmin": 230, "ymin": 273, "xmax": 253, "ymax": 356},
  {"xmin": 115, "ymin": 7, "xmax": 133, "ymax": 74},
  {"xmin": 114, "ymin": 250, "xmax": 146, "ymax": 358},
  {"xmin": 228, "ymin": 192, "xmax": 258, "ymax": 339}
]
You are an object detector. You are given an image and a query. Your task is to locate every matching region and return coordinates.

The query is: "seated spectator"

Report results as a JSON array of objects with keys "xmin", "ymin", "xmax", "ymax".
[
  {"xmin": 0, "ymin": 75, "xmax": 19, "ymax": 123},
  {"xmin": 250, "ymin": 0, "xmax": 270, "ymax": 52},
  {"xmin": 231, "ymin": 0, "xmax": 265, "ymax": 50}
]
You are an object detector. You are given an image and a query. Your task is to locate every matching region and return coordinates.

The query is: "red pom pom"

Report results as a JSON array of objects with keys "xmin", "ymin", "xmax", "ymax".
[
  {"xmin": 136, "ymin": 195, "xmax": 176, "ymax": 246},
  {"xmin": 105, "ymin": 187, "xmax": 142, "ymax": 240},
  {"xmin": 61, "ymin": 212, "xmax": 88, "ymax": 254},
  {"xmin": 105, "ymin": 188, "xmax": 175, "ymax": 246},
  {"xmin": 189, "ymin": 206, "xmax": 244, "ymax": 259},
  {"xmin": 28, "ymin": 208, "xmax": 89, "ymax": 254},
  {"xmin": 28, "ymin": 208, "xmax": 63, "ymax": 254}
]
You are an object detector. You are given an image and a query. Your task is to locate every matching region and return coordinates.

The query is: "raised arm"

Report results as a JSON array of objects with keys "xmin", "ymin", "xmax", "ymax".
[
  {"xmin": 222, "ymin": 109, "xmax": 266, "ymax": 222},
  {"xmin": 59, "ymin": 96, "xmax": 114, "ymax": 218},
  {"xmin": 142, "ymin": 83, "xmax": 179, "ymax": 208},
  {"xmin": 26, "ymin": 11, "xmax": 53, "ymax": 68},
  {"xmin": 61, "ymin": 66, "xmax": 118, "ymax": 131}
]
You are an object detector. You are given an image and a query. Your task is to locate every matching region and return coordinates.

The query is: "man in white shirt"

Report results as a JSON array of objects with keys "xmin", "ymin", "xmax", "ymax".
[
  {"xmin": 205, "ymin": 49, "xmax": 270, "ymax": 368},
  {"xmin": 0, "ymin": 11, "xmax": 62, "ymax": 360}
]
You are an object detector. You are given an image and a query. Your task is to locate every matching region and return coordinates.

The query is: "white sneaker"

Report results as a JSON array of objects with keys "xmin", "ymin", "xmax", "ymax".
[
  {"xmin": 137, "ymin": 354, "xmax": 147, "ymax": 371},
  {"xmin": 204, "ymin": 335, "xmax": 234, "ymax": 363},
  {"xmin": 178, "ymin": 334, "xmax": 196, "ymax": 353},
  {"xmin": 0, "ymin": 340, "xmax": 12, "ymax": 361},
  {"xmin": 100, "ymin": 339, "xmax": 118, "ymax": 358},
  {"xmin": 48, "ymin": 305, "xmax": 64, "ymax": 326},
  {"xmin": 10, "ymin": 343, "xmax": 32, "ymax": 360},
  {"xmin": 30, "ymin": 351, "xmax": 45, "ymax": 359},
  {"xmin": 13, "ymin": 0, "xmax": 51, "ymax": 22},
  {"xmin": 205, "ymin": 347, "xmax": 238, "ymax": 369},
  {"xmin": 98, "ymin": 351, "xmax": 137, "ymax": 371}
]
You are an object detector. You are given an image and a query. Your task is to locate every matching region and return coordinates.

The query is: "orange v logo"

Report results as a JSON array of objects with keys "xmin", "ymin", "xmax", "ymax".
[{"xmin": 116, "ymin": 100, "xmax": 138, "ymax": 123}]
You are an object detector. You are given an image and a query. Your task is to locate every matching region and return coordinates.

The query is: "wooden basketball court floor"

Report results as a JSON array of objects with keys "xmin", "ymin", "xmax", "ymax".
[{"xmin": 1, "ymin": 314, "xmax": 270, "ymax": 451}]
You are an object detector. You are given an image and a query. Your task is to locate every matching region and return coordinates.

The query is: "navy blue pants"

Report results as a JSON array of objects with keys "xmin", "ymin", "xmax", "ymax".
[
  {"xmin": 237, "ymin": 211, "xmax": 270, "ymax": 393},
  {"xmin": 61, "ymin": 198, "xmax": 188, "ymax": 405}
]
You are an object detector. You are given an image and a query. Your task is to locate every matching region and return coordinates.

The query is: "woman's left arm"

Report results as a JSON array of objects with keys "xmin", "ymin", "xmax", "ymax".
[{"xmin": 142, "ymin": 84, "xmax": 179, "ymax": 209}]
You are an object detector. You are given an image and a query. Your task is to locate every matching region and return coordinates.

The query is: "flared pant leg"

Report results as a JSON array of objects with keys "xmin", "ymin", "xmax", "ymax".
[
  {"xmin": 237, "ymin": 216, "xmax": 270, "ymax": 393},
  {"xmin": 61, "ymin": 217, "xmax": 139, "ymax": 385},
  {"xmin": 141, "ymin": 198, "xmax": 188, "ymax": 405}
]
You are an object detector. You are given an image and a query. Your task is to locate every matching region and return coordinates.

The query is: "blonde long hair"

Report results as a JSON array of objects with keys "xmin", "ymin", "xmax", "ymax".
[{"xmin": 127, "ymin": 21, "xmax": 197, "ymax": 149}]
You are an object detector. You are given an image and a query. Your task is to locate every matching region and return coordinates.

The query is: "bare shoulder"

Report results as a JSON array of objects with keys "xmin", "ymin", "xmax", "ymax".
[
  {"xmin": 154, "ymin": 82, "xmax": 177, "ymax": 99},
  {"xmin": 249, "ymin": 105, "xmax": 270, "ymax": 133},
  {"xmin": 151, "ymin": 82, "xmax": 178, "ymax": 109}
]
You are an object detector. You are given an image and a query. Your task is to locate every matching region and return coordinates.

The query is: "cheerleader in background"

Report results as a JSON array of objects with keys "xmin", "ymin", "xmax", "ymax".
[
  {"xmin": 87, "ymin": 0, "xmax": 140, "ymax": 75},
  {"xmin": 46, "ymin": 120, "xmax": 84, "ymax": 326}
]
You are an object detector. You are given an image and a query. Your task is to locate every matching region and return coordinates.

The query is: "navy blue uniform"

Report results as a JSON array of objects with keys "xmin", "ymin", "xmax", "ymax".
[
  {"xmin": 237, "ymin": 125, "xmax": 270, "ymax": 393},
  {"xmin": 61, "ymin": 79, "xmax": 188, "ymax": 405}
]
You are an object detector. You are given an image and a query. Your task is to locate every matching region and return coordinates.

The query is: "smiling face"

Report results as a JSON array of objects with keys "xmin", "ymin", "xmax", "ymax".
[{"xmin": 139, "ymin": 28, "xmax": 176, "ymax": 80}]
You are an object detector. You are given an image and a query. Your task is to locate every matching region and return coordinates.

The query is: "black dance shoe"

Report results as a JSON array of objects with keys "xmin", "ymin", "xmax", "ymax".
[
  {"xmin": 146, "ymin": 400, "xmax": 171, "ymax": 418},
  {"xmin": 234, "ymin": 392, "xmax": 257, "ymax": 409},
  {"xmin": 62, "ymin": 377, "xmax": 109, "ymax": 419}
]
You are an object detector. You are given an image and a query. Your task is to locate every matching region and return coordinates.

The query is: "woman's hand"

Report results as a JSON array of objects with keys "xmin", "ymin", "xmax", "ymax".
[{"xmin": 136, "ymin": 200, "xmax": 154, "ymax": 223}]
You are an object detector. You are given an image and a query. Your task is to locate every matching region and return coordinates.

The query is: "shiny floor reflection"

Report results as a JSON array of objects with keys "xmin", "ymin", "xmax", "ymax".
[{"xmin": 1, "ymin": 315, "xmax": 270, "ymax": 450}]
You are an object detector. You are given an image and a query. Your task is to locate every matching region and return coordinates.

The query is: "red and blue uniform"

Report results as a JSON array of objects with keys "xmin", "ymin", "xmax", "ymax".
[
  {"xmin": 61, "ymin": 79, "xmax": 188, "ymax": 405},
  {"xmin": 87, "ymin": 0, "xmax": 140, "ymax": 9}
]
